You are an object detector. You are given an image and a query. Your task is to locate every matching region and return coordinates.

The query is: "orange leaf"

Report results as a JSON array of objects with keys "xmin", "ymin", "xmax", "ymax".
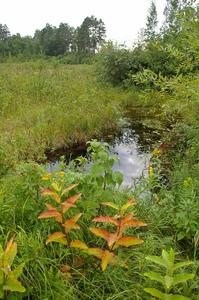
[
  {"xmin": 101, "ymin": 250, "xmax": 115, "ymax": 271},
  {"xmin": 61, "ymin": 194, "xmax": 81, "ymax": 213},
  {"xmin": 120, "ymin": 213, "xmax": 134, "ymax": 224},
  {"xmin": 41, "ymin": 189, "xmax": 61, "ymax": 203},
  {"xmin": 38, "ymin": 210, "xmax": 63, "ymax": 223},
  {"xmin": 46, "ymin": 232, "xmax": 68, "ymax": 245},
  {"xmin": 61, "ymin": 202, "xmax": 76, "ymax": 213},
  {"xmin": 67, "ymin": 193, "xmax": 81, "ymax": 204},
  {"xmin": 61, "ymin": 184, "xmax": 78, "ymax": 196},
  {"xmin": 123, "ymin": 219, "xmax": 147, "ymax": 230},
  {"xmin": 92, "ymin": 216, "xmax": 118, "ymax": 226},
  {"xmin": 62, "ymin": 220, "xmax": 80, "ymax": 233},
  {"xmin": 89, "ymin": 228, "xmax": 109, "ymax": 242},
  {"xmin": 70, "ymin": 240, "xmax": 88, "ymax": 250},
  {"xmin": 86, "ymin": 248, "xmax": 103, "ymax": 259},
  {"xmin": 107, "ymin": 233, "xmax": 118, "ymax": 249},
  {"xmin": 100, "ymin": 202, "xmax": 119, "ymax": 210},
  {"xmin": 113, "ymin": 236, "xmax": 144, "ymax": 249}
]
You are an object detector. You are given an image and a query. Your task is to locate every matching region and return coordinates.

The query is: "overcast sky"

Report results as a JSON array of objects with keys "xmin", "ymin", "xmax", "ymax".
[{"xmin": 0, "ymin": 0, "xmax": 166, "ymax": 46}]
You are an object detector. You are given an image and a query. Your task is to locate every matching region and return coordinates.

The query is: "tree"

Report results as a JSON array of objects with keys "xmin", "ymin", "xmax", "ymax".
[
  {"xmin": 55, "ymin": 23, "xmax": 74, "ymax": 55},
  {"xmin": 77, "ymin": 16, "xmax": 106, "ymax": 53},
  {"xmin": 0, "ymin": 24, "xmax": 10, "ymax": 57},
  {"xmin": 163, "ymin": 0, "xmax": 181, "ymax": 32},
  {"xmin": 144, "ymin": 1, "xmax": 158, "ymax": 41},
  {"xmin": 0, "ymin": 24, "xmax": 10, "ymax": 40}
]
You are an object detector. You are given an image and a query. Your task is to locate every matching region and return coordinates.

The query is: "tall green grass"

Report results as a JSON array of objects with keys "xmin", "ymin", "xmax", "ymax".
[{"xmin": 0, "ymin": 61, "xmax": 139, "ymax": 170}]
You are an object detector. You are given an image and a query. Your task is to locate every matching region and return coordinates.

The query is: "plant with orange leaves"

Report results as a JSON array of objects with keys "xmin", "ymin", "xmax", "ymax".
[
  {"xmin": 38, "ymin": 182, "xmax": 82, "ymax": 247},
  {"xmin": 0, "ymin": 237, "xmax": 25, "ymax": 299},
  {"xmin": 70, "ymin": 199, "xmax": 147, "ymax": 271}
]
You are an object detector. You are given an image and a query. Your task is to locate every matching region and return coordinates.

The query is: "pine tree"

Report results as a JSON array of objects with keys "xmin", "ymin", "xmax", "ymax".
[{"xmin": 144, "ymin": 1, "xmax": 158, "ymax": 41}]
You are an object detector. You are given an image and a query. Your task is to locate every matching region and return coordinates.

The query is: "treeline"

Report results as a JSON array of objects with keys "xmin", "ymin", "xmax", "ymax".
[
  {"xmin": 0, "ymin": 16, "xmax": 106, "ymax": 61},
  {"xmin": 97, "ymin": 0, "xmax": 199, "ymax": 89}
]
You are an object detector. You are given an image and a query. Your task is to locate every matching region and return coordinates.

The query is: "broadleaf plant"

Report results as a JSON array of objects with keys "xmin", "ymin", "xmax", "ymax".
[
  {"xmin": 71, "ymin": 198, "xmax": 147, "ymax": 271},
  {"xmin": 87, "ymin": 140, "xmax": 123, "ymax": 189},
  {"xmin": 0, "ymin": 237, "xmax": 25, "ymax": 299},
  {"xmin": 144, "ymin": 248, "xmax": 194, "ymax": 299},
  {"xmin": 38, "ymin": 182, "xmax": 82, "ymax": 247}
]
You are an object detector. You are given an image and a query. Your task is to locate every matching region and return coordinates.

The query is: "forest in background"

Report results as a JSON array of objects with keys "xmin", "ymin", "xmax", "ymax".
[{"xmin": 0, "ymin": 15, "xmax": 106, "ymax": 62}]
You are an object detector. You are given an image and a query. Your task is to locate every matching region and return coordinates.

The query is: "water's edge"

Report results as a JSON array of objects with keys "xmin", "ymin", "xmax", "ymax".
[{"xmin": 46, "ymin": 108, "xmax": 161, "ymax": 187}]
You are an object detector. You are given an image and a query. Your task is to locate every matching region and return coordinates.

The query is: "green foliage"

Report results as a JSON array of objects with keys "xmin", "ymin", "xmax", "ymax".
[
  {"xmin": 87, "ymin": 140, "xmax": 123, "ymax": 189},
  {"xmin": 96, "ymin": 42, "xmax": 135, "ymax": 85},
  {"xmin": 144, "ymin": 248, "xmax": 194, "ymax": 299},
  {"xmin": 0, "ymin": 15, "xmax": 106, "ymax": 60},
  {"xmin": 97, "ymin": 1, "xmax": 199, "ymax": 88}
]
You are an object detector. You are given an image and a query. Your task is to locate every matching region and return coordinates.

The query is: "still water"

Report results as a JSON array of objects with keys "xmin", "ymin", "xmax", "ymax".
[{"xmin": 47, "ymin": 116, "xmax": 160, "ymax": 187}]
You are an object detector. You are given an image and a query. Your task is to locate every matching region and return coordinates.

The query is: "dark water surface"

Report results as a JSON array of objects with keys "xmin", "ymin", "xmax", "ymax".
[{"xmin": 47, "ymin": 111, "xmax": 161, "ymax": 187}]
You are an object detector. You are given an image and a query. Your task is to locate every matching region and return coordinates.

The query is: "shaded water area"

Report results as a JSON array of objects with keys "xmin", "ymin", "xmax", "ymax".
[{"xmin": 47, "ymin": 108, "xmax": 161, "ymax": 187}]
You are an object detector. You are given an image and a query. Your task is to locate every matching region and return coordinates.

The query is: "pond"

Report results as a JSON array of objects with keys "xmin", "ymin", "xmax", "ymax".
[{"xmin": 47, "ymin": 110, "xmax": 161, "ymax": 187}]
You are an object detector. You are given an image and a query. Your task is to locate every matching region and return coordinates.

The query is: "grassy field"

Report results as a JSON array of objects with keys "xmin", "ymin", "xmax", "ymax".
[
  {"xmin": 0, "ymin": 61, "xmax": 199, "ymax": 299},
  {"xmin": 0, "ymin": 61, "xmax": 139, "ymax": 170}
]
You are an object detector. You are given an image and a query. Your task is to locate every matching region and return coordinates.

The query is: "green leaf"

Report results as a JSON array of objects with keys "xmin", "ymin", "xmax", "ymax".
[
  {"xmin": 146, "ymin": 255, "xmax": 165, "ymax": 267},
  {"xmin": 0, "ymin": 245, "xmax": 3, "ymax": 256},
  {"xmin": 0, "ymin": 269, "xmax": 3, "ymax": 285},
  {"xmin": 0, "ymin": 287, "xmax": 3, "ymax": 299},
  {"xmin": 144, "ymin": 272, "xmax": 164, "ymax": 285},
  {"xmin": 90, "ymin": 165, "xmax": 104, "ymax": 177},
  {"xmin": 113, "ymin": 172, "xmax": 123, "ymax": 186},
  {"xmin": 173, "ymin": 261, "xmax": 193, "ymax": 271},
  {"xmin": 144, "ymin": 288, "xmax": 165, "ymax": 299},
  {"xmin": 4, "ymin": 276, "xmax": 25, "ymax": 293},
  {"xmin": 177, "ymin": 231, "xmax": 186, "ymax": 241},
  {"xmin": 12, "ymin": 263, "xmax": 25, "ymax": 279},
  {"xmin": 164, "ymin": 275, "xmax": 173, "ymax": 290},
  {"xmin": 173, "ymin": 274, "xmax": 194, "ymax": 286},
  {"xmin": 162, "ymin": 249, "xmax": 174, "ymax": 270},
  {"xmin": 169, "ymin": 295, "xmax": 191, "ymax": 300}
]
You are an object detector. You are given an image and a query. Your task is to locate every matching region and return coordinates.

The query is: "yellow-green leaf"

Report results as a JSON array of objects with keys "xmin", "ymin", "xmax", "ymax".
[
  {"xmin": 114, "ymin": 236, "xmax": 144, "ymax": 249},
  {"xmin": 4, "ymin": 275, "xmax": 25, "ymax": 293},
  {"xmin": 101, "ymin": 250, "xmax": 115, "ymax": 271},
  {"xmin": 86, "ymin": 248, "xmax": 103, "ymax": 259},
  {"xmin": 61, "ymin": 184, "xmax": 78, "ymax": 196},
  {"xmin": 51, "ymin": 182, "xmax": 61, "ymax": 192},
  {"xmin": 41, "ymin": 189, "xmax": 61, "ymax": 203},
  {"xmin": 120, "ymin": 199, "xmax": 136, "ymax": 213},
  {"xmin": 70, "ymin": 240, "xmax": 88, "ymax": 250},
  {"xmin": 4, "ymin": 237, "xmax": 17, "ymax": 268},
  {"xmin": 100, "ymin": 202, "xmax": 119, "ymax": 210},
  {"xmin": 46, "ymin": 232, "xmax": 68, "ymax": 245}
]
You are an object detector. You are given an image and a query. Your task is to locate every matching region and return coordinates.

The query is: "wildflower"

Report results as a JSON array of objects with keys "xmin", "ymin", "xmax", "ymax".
[
  {"xmin": 148, "ymin": 165, "xmax": 154, "ymax": 177},
  {"xmin": 152, "ymin": 148, "xmax": 161, "ymax": 156},
  {"xmin": 59, "ymin": 171, "xmax": 65, "ymax": 177},
  {"xmin": 42, "ymin": 173, "xmax": 51, "ymax": 181}
]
